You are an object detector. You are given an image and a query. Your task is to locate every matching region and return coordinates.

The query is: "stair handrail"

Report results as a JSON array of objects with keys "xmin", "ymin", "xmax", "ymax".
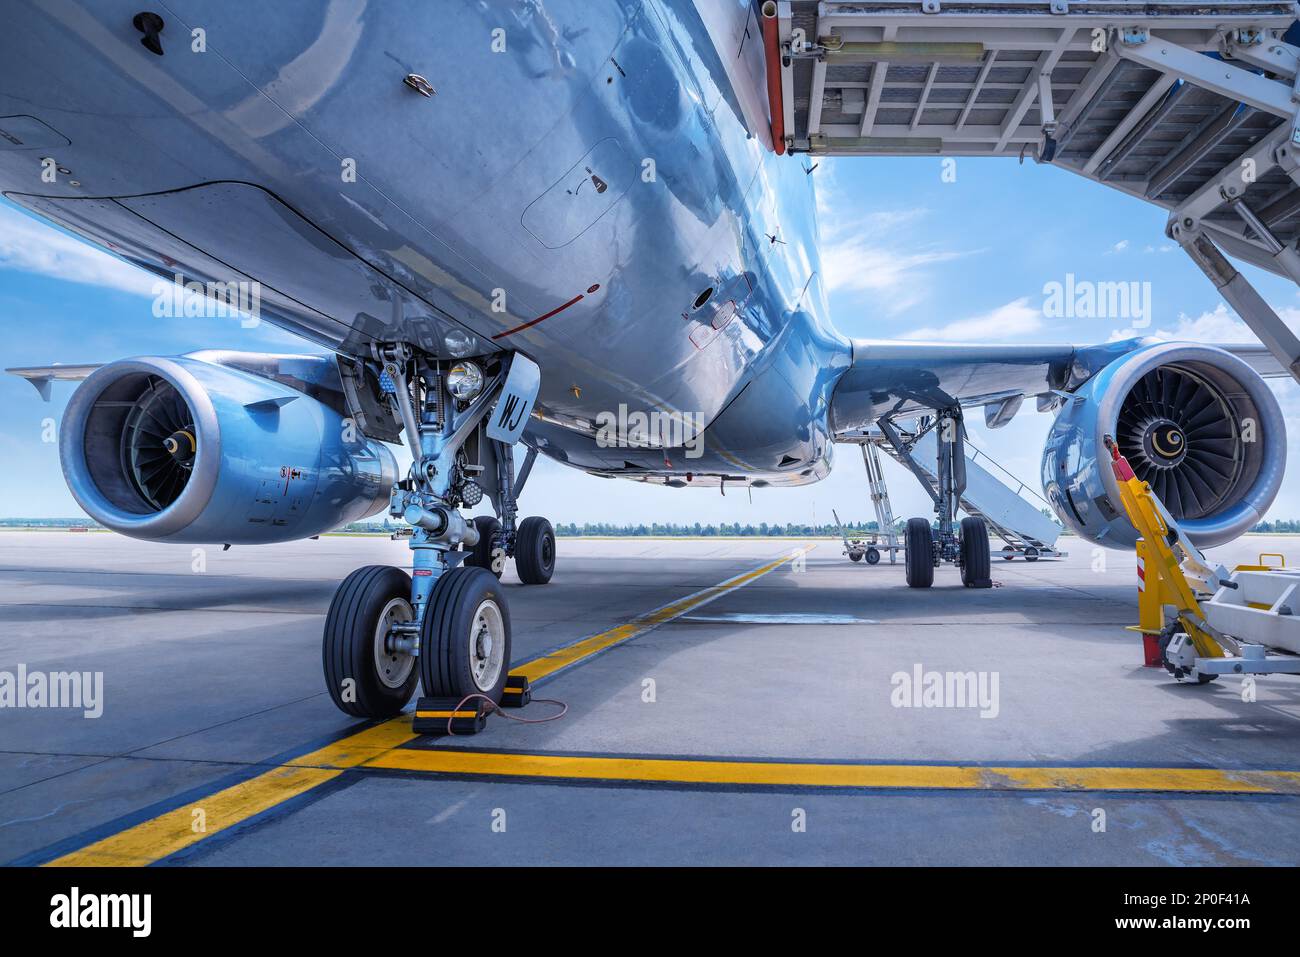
[{"xmin": 964, "ymin": 440, "xmax": 1052, "ymax": 510}]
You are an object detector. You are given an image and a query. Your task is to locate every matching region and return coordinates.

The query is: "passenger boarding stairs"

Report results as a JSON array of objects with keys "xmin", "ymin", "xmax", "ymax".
[
  {"xmin": 844, "ymin": 428, "xmax": 1064, "ymax": 557},
  {"xmin": 904, "ymin": 429, "xmax": 1063, "ymax": 556}
]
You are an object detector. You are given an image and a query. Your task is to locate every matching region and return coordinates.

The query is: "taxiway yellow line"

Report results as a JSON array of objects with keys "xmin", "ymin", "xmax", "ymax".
[
  {"xmin": 45, "ymin": 720, "xmax": 415, "ymax": 867},
  {"xmin": 364, "ymin": 750, "xmax": 1300, "ymax": 795},
  {"xmin": 45, "ymin": 545, "xmax": 813, "ymax": 866},
  {"xmin": 513, "ymin": 546, "xmax": 814, "ymax": 683}
]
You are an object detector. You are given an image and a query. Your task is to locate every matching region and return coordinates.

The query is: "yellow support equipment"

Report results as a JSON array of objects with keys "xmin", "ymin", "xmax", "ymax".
[
  {"xmin": 1105, "ymin": 437, "xmax": 1225, "ymax": 662},
  {"xmin": 1133, "ymin": 538, "xmax": 1166, "ymax": 635}
]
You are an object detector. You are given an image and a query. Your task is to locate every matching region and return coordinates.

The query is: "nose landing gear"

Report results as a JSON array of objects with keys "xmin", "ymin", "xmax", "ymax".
[
  {"xmin": 322, "ymin": 565, "xmax": 420, "ymax": 718},
  {"xmin": 321, "ymin": 346, "xmax": 546, "ymax": 719},
  {"xmin": 419, "ymin": 566, "xmax": 512, "ymax": 701}
]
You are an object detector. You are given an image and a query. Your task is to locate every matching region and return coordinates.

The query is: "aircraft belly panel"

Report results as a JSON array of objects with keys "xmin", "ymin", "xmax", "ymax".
[
  {"xmin": 7, "ymin": 192, "xmax": 357, "ymax": 350},
  {"xmin": 117, "ymin": 182, "xmax": 491, "ymax": 357},
  {"xmin": 160, "ymin": 0, "xmax": 638, "ymax": 222}
]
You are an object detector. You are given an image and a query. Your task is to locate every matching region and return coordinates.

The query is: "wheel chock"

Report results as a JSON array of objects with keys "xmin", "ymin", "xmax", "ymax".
[
  {"xmin": 500, "ymin": 673, "xmax": 532, "ymax": 708},
  {"xmin": 412, "ymin": 696, "xmax": 489, "ymax": 735}
]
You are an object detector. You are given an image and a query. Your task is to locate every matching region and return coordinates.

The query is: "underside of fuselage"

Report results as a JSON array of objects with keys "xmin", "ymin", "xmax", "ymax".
[{"xmin": 0, "ymin": 0, "xmax": 849, "ymax": 486}]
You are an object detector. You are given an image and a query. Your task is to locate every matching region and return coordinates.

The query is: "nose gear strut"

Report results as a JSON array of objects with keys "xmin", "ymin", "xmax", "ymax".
[{"xmin": 321, "ymin": 343, "xmax": 558, "ymax": 724}]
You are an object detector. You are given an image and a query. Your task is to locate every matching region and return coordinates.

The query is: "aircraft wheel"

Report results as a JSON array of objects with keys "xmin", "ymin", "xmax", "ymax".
[
  {"xmin": 322, "ymin": 565, "xmax": 420, "ymax": 718},
  {"xmin": 865, "ymin": 547, "xmax": 881, "ymax": 565},
  {"xmin": 904, "ymin": 518, "xmax": 934, "ymax": 589},
  {"xmin": 420, "ymin": 567, "xmax": 512, "ymax": 702},
  {"xmin": 959, "ymin": 517, "xmax": 992, "ymax": 588},
  {"xmin": 516, "ymin": 516, "xmax": 556, "ymax": 585},
  {"xmin": 849, "ymin": 550, "xmax": 863, "ymax": 563},
  {"xmin": 1002, "ymin": 546, "xmax": 1016, "ymax": 561},
  {"xmin": 463, "ymin": 515, "xmax": 503, "ymax": 579}
]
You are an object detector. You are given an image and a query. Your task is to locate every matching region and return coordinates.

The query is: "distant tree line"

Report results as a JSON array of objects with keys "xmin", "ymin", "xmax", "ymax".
[
  {"xmin": 552, "ymin": 521, "xmax": 882, "ymax": 537},
  {"xmin": 4, "ymin": 517, "xmax": 1300, "ymax": 536},
  {"xmin": 1248, "ymin": 519, "xmax": 1300, "ymax": 533}
]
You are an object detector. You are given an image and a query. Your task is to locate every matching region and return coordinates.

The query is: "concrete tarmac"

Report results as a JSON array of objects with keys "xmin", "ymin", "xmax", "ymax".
[{"xmin": 0, "ymin": 531, "xmax": 1297, "ymax": 866}]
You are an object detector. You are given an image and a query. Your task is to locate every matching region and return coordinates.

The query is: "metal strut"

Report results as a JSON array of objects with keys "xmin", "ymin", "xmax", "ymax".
[
  {"xmin": 1171, "ymin": 225, "xmax": 1300, "ymax": 383},
  {"xmin": 861, "ymin": 441, "xmax": 898, "ymax": 563},
  {"xmin": 494, "ymin": 439, "xmax": 517, "ymax": 556},
  {"xmin": 379, "ymin": 344, "xmax": 508, "ymax": 635},
  {"xmin": 878, "ymin": 409, "xmax": 967, "ymax": 562},
  {"xmin": 932, "ymin": 409, "xmax": 967, "ymax": 562},
  {"xmin": 877, "ymin": 416, "xmax": 940, "ymax": 506}
]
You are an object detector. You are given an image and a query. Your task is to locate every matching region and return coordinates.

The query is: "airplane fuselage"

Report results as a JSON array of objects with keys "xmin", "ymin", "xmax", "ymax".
[{"xmin": 0, "ymin": 0, "xmax": 850, "ymax": 487}]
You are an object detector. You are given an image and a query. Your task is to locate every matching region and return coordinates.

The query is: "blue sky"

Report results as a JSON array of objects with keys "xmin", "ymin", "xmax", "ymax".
[{"xmin": 2, "ymin": 153, "xmax": 1298, "ymax": 526}]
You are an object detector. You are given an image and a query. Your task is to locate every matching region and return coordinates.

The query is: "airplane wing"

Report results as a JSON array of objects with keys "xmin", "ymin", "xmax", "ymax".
[
  {"xmin": 828, "ymin": 336, "xmax": 1294, "ymax": 433},
  {"xmin": 6, "ymin": 364, "xmax": 102, "ymax": 401}
]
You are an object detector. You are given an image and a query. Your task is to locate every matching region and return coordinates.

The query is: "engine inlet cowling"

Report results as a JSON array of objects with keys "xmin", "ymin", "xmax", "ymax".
[
  {"xmin": 60, "ymin": 354, "xmax": 397, "ymax": 544},
  {"xmin": 1042, "ymin": 342, "xmax": 1285, "ymax": 549}
]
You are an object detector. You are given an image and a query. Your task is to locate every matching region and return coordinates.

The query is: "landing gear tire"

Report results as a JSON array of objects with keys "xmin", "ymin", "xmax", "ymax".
[
  {"xmin": 849, "ymin": 550, "xmax": 864, "ymax": 563},
  {"xmin": 419, "ymin": 566, "xmax": 513, "ymax": 702},
  {"xmin": 865, "ymin": 547, "xmax": 881, "ymax": 565},
  {"xmin": 959, "ymin": 517, "xmax": 992, "ymax": 588},
  {"xmin": 463, "ymin": 515, "xmax": 503, "ymax": 579},
  {"xmin": 516, "ymin": 516, "xmax": 556, "ymax": 585},
  {"xmin": 904, "ymin": 518, "xmax": 934, "ymax": 589},
  {"xmin": 322, "ymin": 565, "xmax": 420, "ymax": 718}
]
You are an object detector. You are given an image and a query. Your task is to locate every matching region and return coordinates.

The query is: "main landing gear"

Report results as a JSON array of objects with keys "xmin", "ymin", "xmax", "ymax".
[
  {"xmin": 322, "ymin": 344, "xmax": 554, "ymax": 719},
  {"xmin": 882, "ymin": 409, "xmax": 993, "ymax": 590}
]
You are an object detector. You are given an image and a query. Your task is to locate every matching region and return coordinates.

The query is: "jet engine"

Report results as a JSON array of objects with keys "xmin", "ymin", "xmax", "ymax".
[
  {"xmin": 1042, "ymin": 341, "xmax": 1285, "ymax": 548},
  {"xmin": 60, "ymin": 353, "xmax": 397, "ymax": 544}
]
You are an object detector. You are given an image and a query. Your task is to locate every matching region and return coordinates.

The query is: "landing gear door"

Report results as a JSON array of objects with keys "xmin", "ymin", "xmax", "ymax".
[
  {"xmin": 336, "ymin": 355, "xmax": 402, "ymax": 444},
  {"xmin": 486, "ymin": 355, "xmax": 541, "ymax": 445}
]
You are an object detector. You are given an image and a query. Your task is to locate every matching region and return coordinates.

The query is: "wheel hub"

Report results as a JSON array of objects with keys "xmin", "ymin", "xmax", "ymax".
[
  {"xmin": 373, "ymin": 597, "xmax": 416, "ymax": 690},
  {"xmin": 468, "ymin": 599, "xmax": 505, "ymax": 691}
]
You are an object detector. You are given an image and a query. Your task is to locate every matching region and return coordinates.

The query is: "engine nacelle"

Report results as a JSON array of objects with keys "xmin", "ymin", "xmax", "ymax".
[
  {"xmin": 1042, "ymin": 342, "xmax": 1285, "ymax": 549},
  {"xmin": 60, "ymin": 353, "xmax": 397, "ymax": 544}
]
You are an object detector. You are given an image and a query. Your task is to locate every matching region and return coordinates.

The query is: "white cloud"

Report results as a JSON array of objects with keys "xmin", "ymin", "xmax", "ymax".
[
  {"xmin": 0, "ymin": 202, "xmax": 157, "ymax": 298},
  {"xmin": 821, "ymin": 237, "xmax": 966, "ymax": 297},
  {"xmin": 815, "ymin": 169, "xmax": 972, "ymax": 313},
  {"xmin": 1108, "ymin": 301, "xmax": 1300, "ymax": 343},
  {"xmin": 819, "ymin": 206, "xmax": 973, "ymax": 313},
  {"xmin": 1106, "ymin": 239, "xmax": 1130, "ymax": 254},
  {"xmin": 813, "ymin": 158, "xmax": 841, "ymax": 221},
  {"xmin": 904, "ymin": 296, "xmax": 1043, "ymax": 341}
]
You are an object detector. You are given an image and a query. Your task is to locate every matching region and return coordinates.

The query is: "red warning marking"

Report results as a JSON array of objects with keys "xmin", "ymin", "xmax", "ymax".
[
  {"xmin": 492, "ymin": 283, "xmax": 600, "ymax": 340},
  {"xmin": 280, "ymin": 466, "xmax": 303, "ymax": 494}
]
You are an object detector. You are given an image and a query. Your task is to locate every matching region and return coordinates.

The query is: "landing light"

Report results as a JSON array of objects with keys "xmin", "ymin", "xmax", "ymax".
[
  {"xmin": 446, "ymin": 361, "xmax": 484, "ymax": 401},
  {"xmin": 444, "ymin": 329, "xmax": 474, "ymax": 358}
]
